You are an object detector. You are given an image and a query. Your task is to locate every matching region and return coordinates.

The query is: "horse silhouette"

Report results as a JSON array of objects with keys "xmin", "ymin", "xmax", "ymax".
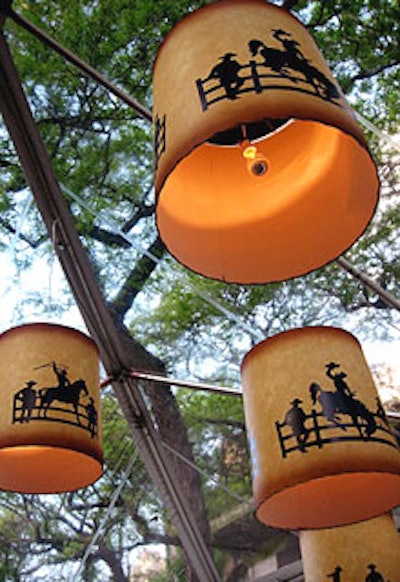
[
  {"xmin": 248, "ymin": 37, "xmax": 340, "ymax": 100},
  {"xmin": 310, "ymin": 382, "xmax": 377, "ymax": 438},
  {"xmin": 39, "ymin": 379, "xmax": 88, "ymax": 424}
]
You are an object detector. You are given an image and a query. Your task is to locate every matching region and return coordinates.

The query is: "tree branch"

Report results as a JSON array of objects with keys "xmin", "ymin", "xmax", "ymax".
[
  {"xmin": 95, "ymin": 540, "xmax": 129, "ymax": 582},
  {"xmin": 111, "ymin": 235, "xmax": 166, "ymax": 317},
  {"xmin": 351, "ymin": 59, "xmax": 400, "ymax": 83},
  {"xmin": 282, "ymin": 0, "xmax": 299, "ymax": 10},
  {"xmin": 85, "ymin": 225, "xmax": 131, "ymax": 248},
  {"xmin": 121, "ymin": 201, "xmax": 155, "ymax": 233},
  {"xmin": 337, "ymin": 257, "xmax": 400, "ymax": 312},
  {"xmin": 0, "ymin": 217, "xmax": 45, "ymax": 247}
]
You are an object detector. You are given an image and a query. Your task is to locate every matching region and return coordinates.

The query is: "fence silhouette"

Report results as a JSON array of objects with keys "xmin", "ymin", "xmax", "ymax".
[
  {"xmin": 12, "ymin": 397, "xmax": 98, "ymax": 437},
  {"xmin": 196, "ymin": 59, "xmax": 342, "ymax": 112},
  {"xmin": 276, "ymin": 409, "xmax": 396, "ymax": 459}
]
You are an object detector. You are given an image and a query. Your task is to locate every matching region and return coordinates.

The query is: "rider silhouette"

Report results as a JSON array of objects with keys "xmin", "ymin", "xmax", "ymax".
[
  {"xmin": 326, "ymin": 362, "xmax": 354, "ymax": 398},
  {"xmin": 52, "ymin": 361, "xmax": 71, "ymax": 390},
  {"xmin": 270, "ymin": 28, "xmax": 340, "ymax": 100},
  {"xmin": 272, "ymin": 28, "xmax": 309, "ymax": 64}
]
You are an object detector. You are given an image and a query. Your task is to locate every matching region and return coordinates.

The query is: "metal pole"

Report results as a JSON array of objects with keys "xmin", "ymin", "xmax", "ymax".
[
  {"xmin": 8, "ymin": 8, "xmax": 152, "ymax": 122},
  {"xmin": 0, "ymin": 31, "xmax": 219, "ymax": 581},
  {"xmin": 104, "ymin": 370, "xmax": 400, "ymax": 427},
  {"xmin": 337, "ymin": 256, "xmax": 400, "ymax": 312}
]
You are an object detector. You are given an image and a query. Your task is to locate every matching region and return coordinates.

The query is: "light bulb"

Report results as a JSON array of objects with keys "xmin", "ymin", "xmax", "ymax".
[{"xmin": 242, "ymin": 144, "xmax": 268, "ymax": 177}]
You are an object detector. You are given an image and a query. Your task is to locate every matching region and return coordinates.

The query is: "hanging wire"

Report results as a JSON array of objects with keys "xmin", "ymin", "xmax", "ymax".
[
  {"xmin": 76, "ymin": 449, "xmax": 139, "ymax": 580},
  {"xmin": 60, "ymin": 182, "xmax": 265, "ymax": 342},
  {"xmin": 45, "ymin": 219, "xmax": 61, "ymax": 312},
  {"xmin": 355, "ymin": 111, "xmax": 400, "ymax": 154},
  {"xmin": 162, "ymin": 440, "xmax": 253, "ymax": 508},
  {"xmin": 0, "ymin": 192, "xmax": 32, "ymax": 306},
  {"xmin": 76, "ymin": 432, "xmax": 254, "ymax": 582}
]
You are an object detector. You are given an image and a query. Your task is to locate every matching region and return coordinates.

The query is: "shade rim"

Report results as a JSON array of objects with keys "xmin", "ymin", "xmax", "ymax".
[
  {"xmin": 241, "ymin": 326, "xmax": 361, "ymax": 371},
  {"xmin": 0, "ymin": 444, "xmax": 103, "ymax": 494},
  {"xmin": 254, "ymin": 470, "xmax": 400, "ymax": 531},
  {"xmin": 0, "ymin": 322, "xmax": 99, "ymax": 354}
]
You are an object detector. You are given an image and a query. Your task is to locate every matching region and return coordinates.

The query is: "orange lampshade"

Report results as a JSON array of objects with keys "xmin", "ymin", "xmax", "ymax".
[
  {"xmin": 241, "ymin": 327, "xmax": 400, "ymax": 530},
  {"xmin": 0, "ymin": 323, "xmax": 103, "ymax": 493},
  {"xmin": 153, "ymin": 0, "xmax": 379, "ymax": 283},
  {"xmin": 300, "ymin": 513, "xmax": 400, "ymax": 581}
]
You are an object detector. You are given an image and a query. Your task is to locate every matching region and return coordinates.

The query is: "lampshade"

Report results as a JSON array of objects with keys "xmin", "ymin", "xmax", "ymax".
[
  {"xmin": 152, "ymin": 0, "xmax": 379, "ymax": 284},
  {"xmin": 241, "ymin": 326, "xmax": 400, "ymax": 529},
  {"xmin": 0, "ymin": 323, "xmax": 102, "ymax": 493},
  {"xmin": 300, "ymin": 513, "xmax": 400, "ymax": 581}
]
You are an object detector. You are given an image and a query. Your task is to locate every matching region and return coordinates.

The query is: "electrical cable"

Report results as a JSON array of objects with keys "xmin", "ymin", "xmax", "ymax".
[
  {"xmin": 162, "ymin": 440, "xmax": 253, "ymax": 508},
  {"xmin": 354, "ymin": 111, "xmax": 400, "ymax": 154}
]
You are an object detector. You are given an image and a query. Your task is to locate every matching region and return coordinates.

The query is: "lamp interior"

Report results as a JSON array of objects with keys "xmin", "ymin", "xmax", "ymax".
[
  {"xmin": 0, "ymin": 445, "xmax": 102, "ymax": 494},
  {"xmin": 257, "ymin": 472, "xmax": 400, "ymax": 530},
  {"xmin": 157, "ymin": 119, "xmax": 378, "ymax": 283}
]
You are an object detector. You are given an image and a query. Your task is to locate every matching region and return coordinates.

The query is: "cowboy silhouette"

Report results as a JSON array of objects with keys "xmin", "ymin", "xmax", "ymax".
[
  {"xmin": 365, "ymin": 563, "xmax": 384, "ymax": 582},
  {"xmin": 284, "ymin": 398, "xmax": 309, "ymax": 452},
  {"xmin": 327, "ymin": 565, "xmax": 342, "ymax": 581},
  {"xmin": 52, "ymin": 361, "xmax": 71, "ymax": 390},
  {"xmin": 15, "ymin": 380, "xmax": 37, "ymax": 423},
  {"xmin": 209, "ymin": 52, "xmax": 244, "ymax": 99}
]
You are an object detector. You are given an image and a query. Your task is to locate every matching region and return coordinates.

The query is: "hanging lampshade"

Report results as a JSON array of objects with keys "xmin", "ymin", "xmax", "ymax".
[
  {"xmin": 152, "ymin": 0, "xmax": 379, "ymax": 284},
  {"xmin": 300, "ymin": 513, "xmax": 400, "ymax": 581},
  {"xmin": 241, "ymin": 326, "xmax": 400, "ymax": 529},
  {"xmin": 0, "ymin": 323, "xmax": 102, "ymax": 493}
]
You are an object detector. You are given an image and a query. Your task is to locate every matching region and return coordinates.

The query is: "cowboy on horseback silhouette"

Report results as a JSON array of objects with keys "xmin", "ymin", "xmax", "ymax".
[
  {"xmin": 310, "ymin": 361, "xmax": 377, "ymax": 438},
  {"xmin": 249, "ymin": 28, "xmax": 340, "ymax": 100}
]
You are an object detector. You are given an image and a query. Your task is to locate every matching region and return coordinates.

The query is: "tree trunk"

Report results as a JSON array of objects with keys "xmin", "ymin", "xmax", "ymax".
[
  {"xmin": 109, "ymin": 310, "xmax": 214, "ymax": 579},
  {"xmin": 95, "ymin": 540, "xmax": 128, "ymax": 582}
]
